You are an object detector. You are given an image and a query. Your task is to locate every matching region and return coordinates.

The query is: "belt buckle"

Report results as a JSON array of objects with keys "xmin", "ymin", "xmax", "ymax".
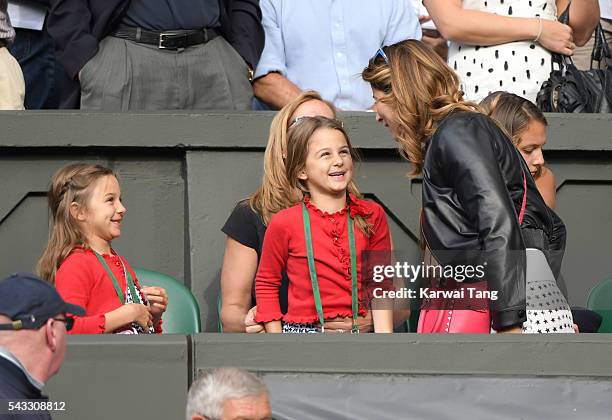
[{"xmin": 158, "ymin": 32, "xmax": 177, "ymax": 49}]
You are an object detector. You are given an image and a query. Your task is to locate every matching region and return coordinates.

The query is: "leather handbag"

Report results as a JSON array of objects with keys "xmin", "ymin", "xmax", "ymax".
[{"xmin": 536, "ymin": 8, "xmax": 612, "ymax": 113}]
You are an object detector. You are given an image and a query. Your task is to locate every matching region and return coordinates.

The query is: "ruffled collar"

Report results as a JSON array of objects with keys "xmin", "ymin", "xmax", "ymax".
[
  {"xmin": 304, "ymin": 194, "xmax": 372, "ymax": 219},
  {"xmin": 76, "ymin": 245, "xmax": 118, "ymax": 258}
]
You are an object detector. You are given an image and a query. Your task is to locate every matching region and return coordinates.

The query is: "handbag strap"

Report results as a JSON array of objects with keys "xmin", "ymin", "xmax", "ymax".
[
  {"xmin": 302, "ymin": 201, "xmax": 359, "ymax": 333},
  {"xmin": 519, "ymin": 171, "xmax": 527, "ymax": 225},
  {"xmin": 592, "ymin": 22, "xmax": 612, "ymax": 68}
]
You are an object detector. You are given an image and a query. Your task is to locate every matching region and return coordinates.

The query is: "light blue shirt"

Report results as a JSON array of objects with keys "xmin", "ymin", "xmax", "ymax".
[{"xmin": 254, "ymin": 0, "xmax": 421, "ymax": 110}]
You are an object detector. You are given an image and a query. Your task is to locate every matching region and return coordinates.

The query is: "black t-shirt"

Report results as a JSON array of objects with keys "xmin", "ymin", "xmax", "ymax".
[{"xmin": 222, "ymin": 200, "xmax": 288, "ymax": 313}]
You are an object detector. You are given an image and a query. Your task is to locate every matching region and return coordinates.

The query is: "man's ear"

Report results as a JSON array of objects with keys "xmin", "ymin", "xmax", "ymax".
[
  {"xmin": 45, "ymin": 318, "xmax": 57, "ymax": 352},
  {"xmin": 69, "ymin": 202, "xmax": 86, "ymax": 222}
]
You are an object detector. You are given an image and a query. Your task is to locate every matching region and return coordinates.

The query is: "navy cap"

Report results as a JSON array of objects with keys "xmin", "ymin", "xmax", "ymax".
[{"xmin": 0, "ymin": 273, "xmax": 85, "ymax": 331}]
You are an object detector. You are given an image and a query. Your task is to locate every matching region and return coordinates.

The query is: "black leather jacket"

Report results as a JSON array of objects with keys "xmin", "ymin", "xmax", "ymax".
[{"xmin": 421, "ymin": 111, "xmax": 536, "ymax": 330}]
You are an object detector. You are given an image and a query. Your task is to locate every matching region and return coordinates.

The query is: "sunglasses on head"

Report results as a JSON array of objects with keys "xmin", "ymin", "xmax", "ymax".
[{"xmin": 374, "ymin": 47, "xmax": 389, "ymax": 65}]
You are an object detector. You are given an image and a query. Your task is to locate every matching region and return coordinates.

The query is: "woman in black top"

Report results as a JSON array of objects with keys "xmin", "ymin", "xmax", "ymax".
[
  {"xmin": 220, "ymin": 91, "xmax": 374, "ymax": 332},
  {"xmin": 362, "ymin": 40, "xmax": 533, "ymax": 333}
]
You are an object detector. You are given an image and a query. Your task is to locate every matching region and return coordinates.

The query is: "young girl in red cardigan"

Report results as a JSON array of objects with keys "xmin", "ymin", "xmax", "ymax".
[
  {"xmin": 37, "ymin": 163, "xmax": 167, "ymax": 334},
  {"xmin": 255, "ymin": 116, "xmax": 394, "ymax": 333}
]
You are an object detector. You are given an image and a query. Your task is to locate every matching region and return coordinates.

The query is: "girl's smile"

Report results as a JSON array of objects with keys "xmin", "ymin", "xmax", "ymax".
[
  {"xmin": 75, "ymin": 175, "xmax": 126, "ymax": 253},
  {"xmin": 298, "ymin": 127, "xmax": 354, "ymax": 199}
]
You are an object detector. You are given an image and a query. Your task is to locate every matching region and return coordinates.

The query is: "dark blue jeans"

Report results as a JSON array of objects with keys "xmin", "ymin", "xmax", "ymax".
[{"xmin": 8, "ymin": 28, "xmax": 60, "ymax": 109}]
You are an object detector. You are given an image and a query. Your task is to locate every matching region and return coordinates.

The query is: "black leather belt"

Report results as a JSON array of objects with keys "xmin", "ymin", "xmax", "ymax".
[{"xmin": 111, "ymin": 24, "xmax": 220, "ymax": 50}]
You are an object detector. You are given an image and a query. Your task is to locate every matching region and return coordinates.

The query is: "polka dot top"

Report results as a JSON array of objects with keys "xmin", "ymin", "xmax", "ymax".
[{"xmin": 448, "ymin": 0, "xmax": 558, "ymax": 103}]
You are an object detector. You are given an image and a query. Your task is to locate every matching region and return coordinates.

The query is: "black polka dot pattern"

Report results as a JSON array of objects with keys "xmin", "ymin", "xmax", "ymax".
[{"xmin": 448, "ymin": 0, "xmax": 556, "ymax": 102}]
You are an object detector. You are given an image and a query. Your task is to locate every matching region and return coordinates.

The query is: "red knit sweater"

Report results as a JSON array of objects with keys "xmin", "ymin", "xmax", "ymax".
[
  {"xmin": 55, "ymin": 247, "xmax": 162, "ymax": 334},
  {"xmin": 255, "ymin": 196, "xmax": 391, "ymax": 324}
]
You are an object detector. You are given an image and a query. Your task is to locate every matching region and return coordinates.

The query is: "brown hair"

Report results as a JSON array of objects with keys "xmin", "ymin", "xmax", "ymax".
[
  {"xmin": 480, "ymin": 91, "xmax": 548, "ymax": 146},
  {"xmin": 284, "ymin": 116, "xmax": 372, "ymax": 236},
  {"xmin": 249, "ymin": 91, "xmax": 336, "ymax": 225},
  {"xmin": 36, "ymin": 163, "xmax": 115, "ymax": 284},
  {"xmin": 362, "ymin": 40, "xmax": 480, "ymax": 177}
]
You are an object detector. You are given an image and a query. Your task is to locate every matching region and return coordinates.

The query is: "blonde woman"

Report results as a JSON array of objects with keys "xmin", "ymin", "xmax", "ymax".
[
  {"xmin": 363, "ymin": 40, "xmax": 577, "ymax": 334},
  {"xmin": 220, "ymin": 91, "xmax": 373, "ymax": 333}
]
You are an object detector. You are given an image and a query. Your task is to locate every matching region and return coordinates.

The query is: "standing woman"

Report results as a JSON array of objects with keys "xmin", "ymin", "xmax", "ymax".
[
  {"xmin": 220, "ymin": 91, "xmax": 373, "ymax": 333},
  {"xmin": 424, "ymin": 0, "xmax": 600, "ymax": 102},
  {"xmin": 362, "ymin": 40, "xmax": 529, "ymax": 333}
]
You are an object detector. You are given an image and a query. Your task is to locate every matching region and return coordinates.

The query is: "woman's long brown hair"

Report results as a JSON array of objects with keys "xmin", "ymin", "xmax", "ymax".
[
  {"xmin": 36, "ymin": 163, "xmax": 115, "ymax": 284},
  {"xmin": 362, "ymin": 40, "xmax": 480, "ymax": 177}
]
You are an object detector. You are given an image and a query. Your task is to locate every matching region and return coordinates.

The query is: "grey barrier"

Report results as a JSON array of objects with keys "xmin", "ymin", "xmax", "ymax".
[
  {"xmin": 41, "ymin": 333, "xmax": 612, "ymax": 420},
  {"xmin": 1, "ymin": 112, "xmax": 612, "ymax": 332}
]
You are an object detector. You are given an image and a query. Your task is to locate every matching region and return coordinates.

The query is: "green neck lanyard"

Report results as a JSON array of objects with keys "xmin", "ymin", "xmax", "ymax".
[
  {"xmin": 93, "ymin": 251, "xmax": 140, "ymax": 305},
  {"xmin": 301, "ymin": 201, "xmax": 359, "ymax": 333}
]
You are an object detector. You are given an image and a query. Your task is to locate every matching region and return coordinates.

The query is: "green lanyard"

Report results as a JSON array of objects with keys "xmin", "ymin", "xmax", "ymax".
[
  {"xmin": 301, "ymin": 201, "xmax": 359, "ymax": 333},
  {"xmin": 93, "ymin": 251, "xmax": 140, "ymax": 305}
]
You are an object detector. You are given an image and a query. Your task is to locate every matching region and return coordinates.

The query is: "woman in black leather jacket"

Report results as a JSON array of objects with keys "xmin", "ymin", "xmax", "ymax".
[{"xmin": 362, "ymin": 40, "xmax": 540, "ymax": 333}]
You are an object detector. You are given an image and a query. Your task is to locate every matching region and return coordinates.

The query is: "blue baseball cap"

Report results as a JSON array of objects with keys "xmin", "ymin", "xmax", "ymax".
[{"xmin": 0, "ymin": 273, "xmax": 85, "ymax": 331}]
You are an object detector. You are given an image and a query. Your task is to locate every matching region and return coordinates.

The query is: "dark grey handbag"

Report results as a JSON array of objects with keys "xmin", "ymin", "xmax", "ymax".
[{"xmin": 536, "ymin": 8, "xmax": 612, "ymax": 113}]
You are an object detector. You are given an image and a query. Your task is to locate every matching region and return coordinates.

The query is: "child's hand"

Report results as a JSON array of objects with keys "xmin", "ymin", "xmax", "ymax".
[
  {"xmin": 142, "ymin": 286, "xmax": 168, "ymax": 319},
  {"xmin": 129, "ymin": 303, "xmax": 153, "ymax": 330},
  {"xmin": 244, "ymin": 306, "xmax": 265, "ymax": 333}
]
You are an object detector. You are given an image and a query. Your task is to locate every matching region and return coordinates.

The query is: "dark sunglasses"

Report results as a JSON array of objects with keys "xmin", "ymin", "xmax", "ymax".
[
  {"xmin": 53, "ymin": 316, "xmax": 74, "ymax": 331},
  {"xmin": 374, "ymin": 47, "xmax": 389, "ymax": 65}
]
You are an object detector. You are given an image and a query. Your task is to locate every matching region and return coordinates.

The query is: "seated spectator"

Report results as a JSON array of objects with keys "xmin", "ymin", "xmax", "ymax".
[
  {"xmin": 424, "ymin": 0, "xmax": 600, "ymax": 102},
  {"xmin": 186, "ymin": 367, "xmax": 272, "ymax": 420},
  {"xmin": 221, "ymin": 91, "xmax": 373, "ymax": 333},
  {"xmin": 252, "ymin": 0, "xmax": 420, "ymax": 110},
  {"xmin": 0, "ymin": 0, "xmax": 24, "ymax": 110},
  {"xmin": 481, "ymin": 91, "xmax": 556, "ymax": 208},
  {"xmin": 46, "ymin": 0, "xmax": 264, "ymax": 110},
  {"xmin": 0, "ymin": 273, "xmax": 84, "ymax": 418},
  {"xmin": 37, "ymin": 163, "xmax": 167, "ymax": 334}
]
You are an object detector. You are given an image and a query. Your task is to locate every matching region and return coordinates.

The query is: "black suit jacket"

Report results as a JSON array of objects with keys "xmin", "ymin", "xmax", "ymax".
[{"xmin": 46, "ymin": 0, "xmax": 263, "ymax": 107}]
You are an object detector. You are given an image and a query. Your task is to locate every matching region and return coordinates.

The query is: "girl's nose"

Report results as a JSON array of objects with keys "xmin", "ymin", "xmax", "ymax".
[
  {"xmin": 532, "ymin": 149, "xmax": 545, "ymax": 167},
  {"xmin": 333, "ymin": 153, "xmax": 344, "ymax": 166}
]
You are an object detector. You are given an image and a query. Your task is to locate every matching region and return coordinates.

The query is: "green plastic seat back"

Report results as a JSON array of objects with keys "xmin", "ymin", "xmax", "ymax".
[
  {"xmin": 134, "ymin": 267, "xmax": 202, "ymax": 334},
  {"xmin": 217, "ymin": 292, "xmax": 223, "ymax": 332},
  {"xmin": 587, "ymin": 278, "xmax": 612, "ymax": 333}
]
